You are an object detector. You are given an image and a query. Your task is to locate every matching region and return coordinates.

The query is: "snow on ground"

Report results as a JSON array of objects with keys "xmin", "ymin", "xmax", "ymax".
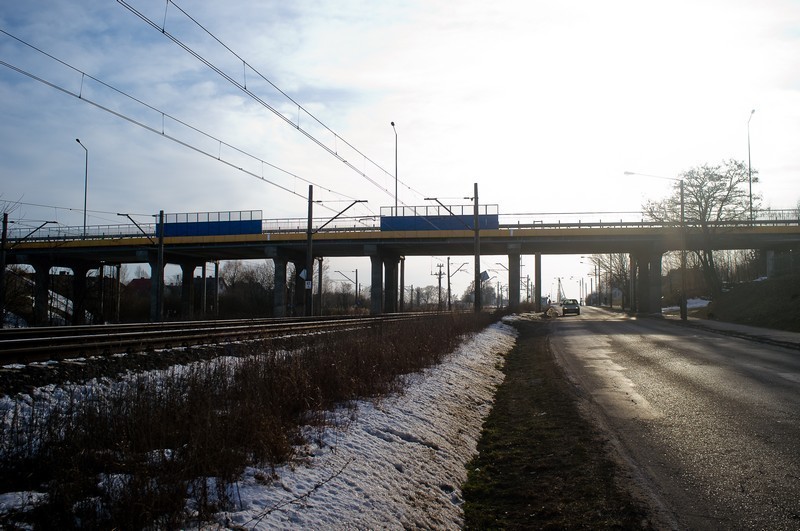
[
  {"xmin": 662, "ymin": 297, "xmax": 711, "ymax": 313},
  {"xmin": 214, "ymin": 319, "xmax": 518, "ymax": 530}
]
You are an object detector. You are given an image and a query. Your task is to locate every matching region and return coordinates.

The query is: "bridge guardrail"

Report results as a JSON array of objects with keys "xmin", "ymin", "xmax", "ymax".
[{"xmin": 7, "ymin": 210, "xmax": 799, "ymax": 243}]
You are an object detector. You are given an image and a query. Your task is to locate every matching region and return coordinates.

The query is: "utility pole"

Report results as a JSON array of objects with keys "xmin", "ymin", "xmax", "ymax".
[
  {"xmin": 305, "ymin": 185, "xmax": 314, "ymax": 317},
  {"xmin": 435, "ymin": 263, "xmax": 444, "ymax": 311},
  {"xmin": 156, "ymin": 210, "xmax": 164, "ymax": 321},
  {"xmin": 446, "ymin": 258, "xmax": 451, "ymax": 311},
  {"xmin": 391, "ymin": 121, "xmax": 398, "ymax": 212},
  {"xmin": 473, "ymin": 182, "xmax": 481, "ymax": 312},
  {"xmin": 526, "ymin": 274, "xmax": 530, "ymax": 303},
  {"xmin": 76, "ymin": 139, "xmax": 88, "ymax": 239},
  {"xmin": 0, "ymin": 213, "xmax": 7, "ymax": 324}
]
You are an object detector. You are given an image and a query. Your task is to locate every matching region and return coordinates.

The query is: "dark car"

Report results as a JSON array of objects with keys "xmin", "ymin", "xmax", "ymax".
[{"xmin": 560, "ymin": 298, "xmax": 580, "ymax": 316}]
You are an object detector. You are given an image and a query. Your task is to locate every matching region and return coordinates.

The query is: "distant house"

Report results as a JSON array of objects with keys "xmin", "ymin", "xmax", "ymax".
[{"xmin": 125, "ymin": 277, "xmax": 151, "ymax": 297}]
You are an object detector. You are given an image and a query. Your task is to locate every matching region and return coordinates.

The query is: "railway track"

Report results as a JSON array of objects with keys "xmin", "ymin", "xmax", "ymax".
[{"xmin": 0, "ymin": 313, "xmax": 427, "ymax": 365}]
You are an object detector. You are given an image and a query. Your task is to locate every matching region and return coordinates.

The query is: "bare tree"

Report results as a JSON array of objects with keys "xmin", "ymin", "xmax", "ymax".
[
  {"xmin": 417, "ymin": 285, "xmax": 438, "ymax": 308},
  {"xmin": 461, "ymin": 280, "xmax": 496, "ymax": 308},
  {"xmin": 217, "ymin": 260, "xmax": 276, "ymax": 318},
  {"xmin": 643, "ymin": 159, "xmax": 760, "ymax": 296},
  {"xmin": 220, "ymin": 260, "xmax": 244, "ymax": 287},
  {"xmin": 251, "ymin": 260, "xmax": 275, "ymax": 290},
  {"xmin": 587, "ymin": 253, "xmax": 630, "ymax": 308}
]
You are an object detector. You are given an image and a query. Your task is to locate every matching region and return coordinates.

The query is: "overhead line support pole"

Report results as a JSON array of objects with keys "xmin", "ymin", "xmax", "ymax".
[
  {"xmin": 0, "ymin": 213, "xmax": 7, "ymax": 324},
  {"xmin": 473, "ymin": 182, "xmax": 481, "ymax": 312},
  {"xmin": 305, "ymin": 185, "xmax": 314, "ymax": 317},
  {"xmin": 156, "ymin": 210, "xmax": 165, "ymax": 322},
  {"xmin": 391, "ymin": 121, "xmax": 397, "ymax": 212}
]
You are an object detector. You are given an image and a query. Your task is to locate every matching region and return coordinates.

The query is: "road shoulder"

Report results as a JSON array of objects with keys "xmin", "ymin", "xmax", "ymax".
[{"xmin": 461, "ymin": 315, "xmax": 656, "ymax": 529}]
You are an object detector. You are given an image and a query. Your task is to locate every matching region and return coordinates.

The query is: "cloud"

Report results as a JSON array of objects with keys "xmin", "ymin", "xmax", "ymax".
[{"xmin": 2, "ymin": 0, "xmax": 799, "ymax": 296}]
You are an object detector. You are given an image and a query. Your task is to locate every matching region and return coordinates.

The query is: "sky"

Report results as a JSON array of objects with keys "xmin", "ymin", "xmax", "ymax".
[
  {"xmin": 2, "ymin": 0, "xmax": 799, "ymax": 300},
  {"xmin": 0, "ymin": 315, "xmax": 518, "ymax": 528}
]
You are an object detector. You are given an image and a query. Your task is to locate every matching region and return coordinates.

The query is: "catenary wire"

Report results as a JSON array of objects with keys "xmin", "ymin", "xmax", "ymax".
[
  {"xmin": 117, "ymin": 0, "xmax": 427, "ymax": 205},
  {"xmin": 0, "ymin": 30, "xmax": 380, "ymax": 221}
]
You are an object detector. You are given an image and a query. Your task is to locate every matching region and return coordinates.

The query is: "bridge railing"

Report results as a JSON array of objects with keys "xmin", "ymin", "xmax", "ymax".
[
  {"xmin": 379, "ymin": 204, "xmax": 499, "ymax": 217},
  {"xmin": 499, "ymin": 209, "xmax": 800, "ymax": 229},
  {"xmin": 7, "ymin": 209, "xmax": 798, "ymax": 243},
  {"xmin": 6, "ymin": 223, "xmax": 155, "ymax": 242},
  {"xmin": 261, "ymin": 216, "xmax": 380, "ymax": 233},
  {"xmin": 499, "ymin": 211, "xmax": 647, "ymax": 228}
]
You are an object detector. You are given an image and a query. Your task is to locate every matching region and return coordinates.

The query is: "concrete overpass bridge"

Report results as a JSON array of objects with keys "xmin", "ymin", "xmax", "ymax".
[{"xmin": 3, "ymin": 208, "xmax": 798, "ymax": 324}]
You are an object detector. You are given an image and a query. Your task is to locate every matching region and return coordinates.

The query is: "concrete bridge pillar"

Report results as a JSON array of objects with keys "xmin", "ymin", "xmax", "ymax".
[
  {"xmin": 69, "ymin": 263, "xmax": 90, "ymax": 325},
  {"xmin": 148, "ymin": 255, "xmax": 164, "ymax": 322},
  {"xmin": 633, "ymin": 254, "xmax": 649, "ymax": 314},
  {"xmin": 273, "ymin": 258, "xmax": 287, "ymax": 317},
  {"xmin": 399, "ymin": 257, "xmax": 405, "ymax": 312},
  {"xmin": 383, "ymin": 255, "xmax": 399, "ymax": 313},
  {"xmin": 370, "ymin": 253, "xmax": 382, "ymax": 315},
  {"xmin": 634, "ymin": 252, "xmax": 663, "ymax": 315},
  {"xmin": 31, "ymin": 260, "xmax": 51, "ymax": 326},
  {"xmin": 213, "ymin": 261, "xmax": 220, "ymax": 318},
  {"xmin": 535, "ymin": 253, "xmax": 542, "ymax": 312},
  {"xmin": 508, "ymin": 248, "xmax": 521, "ymax": 311},
  {"xmin": 179, "ymin": 262, "xmax": 199, "ymax": 320},
  {"xmin": 647, "ymin": 253, "xmax": 663, "ymax": 315},
  {"xmin": 265, "ymin": 247, "xmax": 304, "ymax": 318},
  {"xmin": 291, "ymin": 259, "xmax": 306, "ymax": 317},
  {"xmin": 629, "ymin": 254, "xmax": 638, "ymax": 314}
]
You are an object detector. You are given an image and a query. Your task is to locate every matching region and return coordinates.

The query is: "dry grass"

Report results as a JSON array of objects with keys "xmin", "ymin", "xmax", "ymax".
[
  {"xmin": 703, "ymin": 272, "xmax": 800, "ymax": 332},
  {"xmin": 0, "ymin": 312, "xmax": 497, "ymax": 529},
  {"xmin": 462, "ymin": 318, "xmax": 655, "ymax": 529}
]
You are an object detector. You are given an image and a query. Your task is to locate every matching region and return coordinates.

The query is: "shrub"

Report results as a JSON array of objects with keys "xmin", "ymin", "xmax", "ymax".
[{"xmin": 0, "ymin": 312, "xmax": 495, "ymax": 528}]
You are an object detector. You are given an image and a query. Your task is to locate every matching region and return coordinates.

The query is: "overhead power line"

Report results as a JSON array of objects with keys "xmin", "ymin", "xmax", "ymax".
[
  {"xmin": 117, "ymin": 0, "xmax": 426, "ymax": 204},
  {"xmin": 0, "ymin": 29, "xmax": 373, "ymax": 219}
]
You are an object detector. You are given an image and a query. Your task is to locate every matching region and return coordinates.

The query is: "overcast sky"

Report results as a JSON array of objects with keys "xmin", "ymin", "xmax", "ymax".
[{"xmin": 2, "ymin": 0, "xmax": 799, "ymax": 300}]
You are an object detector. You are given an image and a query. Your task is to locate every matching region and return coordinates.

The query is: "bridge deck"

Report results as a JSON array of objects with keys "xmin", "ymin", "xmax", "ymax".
[{"xmin": 7, "ymin": 222, "xmax": 799, "ymax": 265}]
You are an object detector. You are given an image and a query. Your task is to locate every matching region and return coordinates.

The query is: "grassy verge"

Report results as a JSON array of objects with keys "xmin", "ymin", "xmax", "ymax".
[
  {"xmin": 0, "ymin": 312, "xmax": 496, "ymax": 529},
  {"xmin": 703, "ymin": 272, "xmax": 800, "ymax": 332},
  {"xmin": 462, "ymin": 317, "xmax": 654, "ymax": 529}
]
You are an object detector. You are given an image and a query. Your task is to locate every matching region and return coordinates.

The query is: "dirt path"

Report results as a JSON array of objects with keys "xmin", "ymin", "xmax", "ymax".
[{"xmin": 462, "ymin": 316, "xmax": 657, "ymax": 529}]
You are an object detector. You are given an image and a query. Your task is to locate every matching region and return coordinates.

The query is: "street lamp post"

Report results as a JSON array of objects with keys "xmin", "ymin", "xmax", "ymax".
[
  {"xmin": 390, "ymin": 121, "xmax": 397, "ymax": 213},
  {"xmin": 624, "ymin": 171, "xmax": 687, "ymax": 320},
  {"xmin": 76, "ymin": 139, "xmax": 88, "ymax": 239},
  {"xmin": 747, "ymin": 109, "xmax": 755, "ymax": 221}
]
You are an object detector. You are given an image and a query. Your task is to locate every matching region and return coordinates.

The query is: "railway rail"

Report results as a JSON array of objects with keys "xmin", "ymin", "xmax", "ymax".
[{"xmin": 0, "ymin": 313, "xmax": 427, "ymax": 365}]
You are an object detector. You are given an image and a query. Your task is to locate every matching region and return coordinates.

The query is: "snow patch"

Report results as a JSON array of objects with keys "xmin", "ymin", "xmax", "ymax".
[
  {"xmin": 215, "ymin": 321, "xmax": 517, "ymax": 530},
  {"xmin": 662, "ymin": 297, "xmax": 711, "ymax": 312}
]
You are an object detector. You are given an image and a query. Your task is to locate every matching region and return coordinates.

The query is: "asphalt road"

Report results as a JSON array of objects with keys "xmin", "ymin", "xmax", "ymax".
[{"xmin": 549, "ymin": 306, "xmax": 800, "ymax": 530}]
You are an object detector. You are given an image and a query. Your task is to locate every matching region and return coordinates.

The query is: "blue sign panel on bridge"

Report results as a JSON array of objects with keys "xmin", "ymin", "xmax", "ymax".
[
  {"xmin": 161, "ymin": 210, "xmax": 262, "ymax": 237},
  {"xmin": 379, "ymin": 204, "xmax": 499, "ymax": 231}
]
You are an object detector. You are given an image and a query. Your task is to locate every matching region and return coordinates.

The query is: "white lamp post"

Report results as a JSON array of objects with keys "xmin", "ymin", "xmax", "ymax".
[
  {"xmin": 390, "ymin": 121, "xmax": 397, "ymax": 213},
  {"xmin": 76, "ymin": 138, "xmax": 88, "ymax": 239}
]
